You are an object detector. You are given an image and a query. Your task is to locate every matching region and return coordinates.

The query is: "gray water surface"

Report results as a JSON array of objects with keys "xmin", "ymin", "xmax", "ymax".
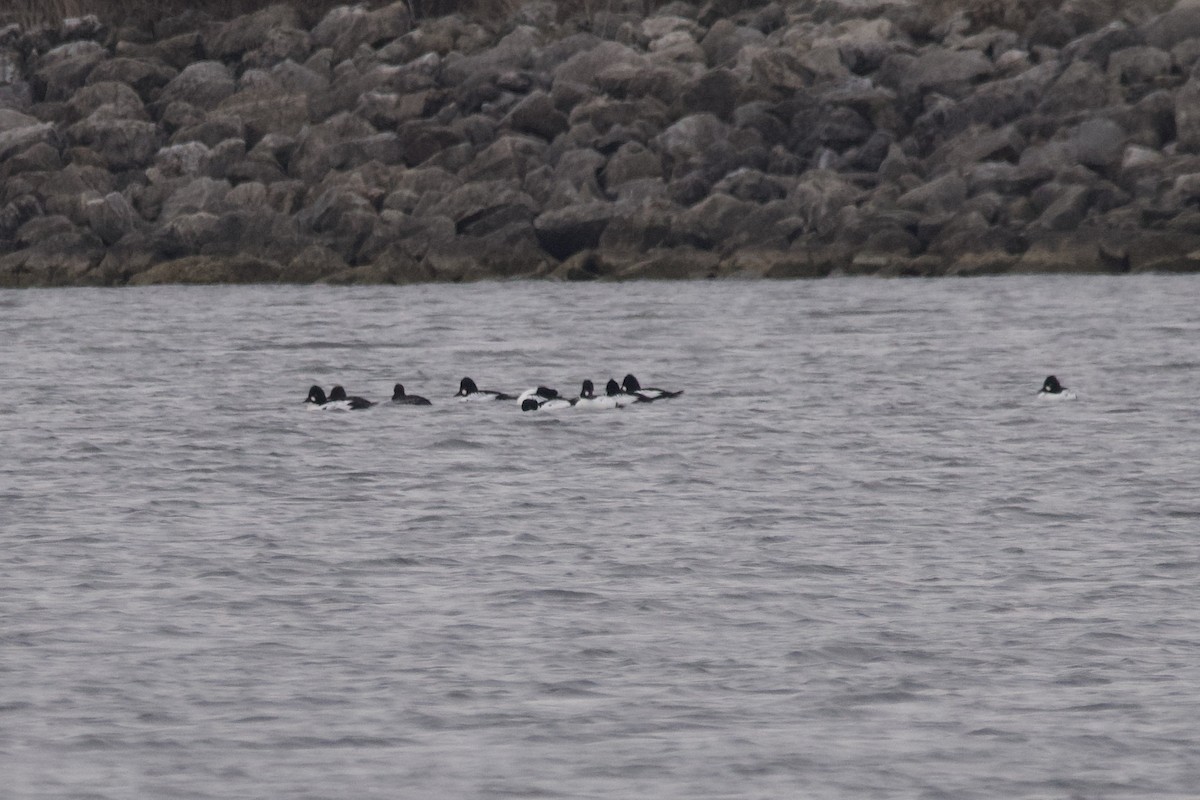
[{"xmin": 3, "ymin": 276, "xmax": 1199, "ymax": 799}]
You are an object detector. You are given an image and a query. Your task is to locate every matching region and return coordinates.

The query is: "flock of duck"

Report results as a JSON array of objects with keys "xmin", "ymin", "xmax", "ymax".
[
  {"xmin": 304, "ymin": 374, "xmax": 1073, "ymax": 411},
  {"xmin": 304, "ymin": 374, "xmax": 683, "ymax": 412}
]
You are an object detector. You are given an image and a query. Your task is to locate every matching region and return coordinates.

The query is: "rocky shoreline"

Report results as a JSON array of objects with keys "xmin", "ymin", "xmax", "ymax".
[{"xmin": 3, "ymin": 0, "xmax": 1200, "ymax": 286}]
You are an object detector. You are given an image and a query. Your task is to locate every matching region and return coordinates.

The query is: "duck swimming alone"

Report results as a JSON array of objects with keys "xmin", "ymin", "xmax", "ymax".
[
  {"xmin": 1038, "ymin": 375, "xmax": 1077, "ymax": 400},
  {"xmin": 456, "ymin": 377, "xmax": 516, "ymax": 401},
  {"xmin": 392, "ymin": 383, "xmax": 431, "ymax": 405}
]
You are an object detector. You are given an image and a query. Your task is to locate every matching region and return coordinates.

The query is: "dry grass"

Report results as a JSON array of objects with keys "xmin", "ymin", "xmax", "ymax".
[{"xmin": 0, "ymin": 0, "xmax": 394, "ymax": 30}]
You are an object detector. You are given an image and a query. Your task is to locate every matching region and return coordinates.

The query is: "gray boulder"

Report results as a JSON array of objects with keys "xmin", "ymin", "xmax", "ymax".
[
  {"xmin": 554, "ymin": 41, "xmax": 646, "ymax": 86},
  {"xmin": 1070, "ymin": 118, "xmax": 1126, "ymax": 169},
  {"xmin": 1035, "ymin": 183, "xmax": 1093, "ymax": 231},
  {"xmin": 423, "ymin": 180, "xmax": 537, "ymax": 236},
  {"xmin": 701, "ymin": 20, "xmax": 766, "ymax": 68},
  {"xmin": 533, "ymin": 201, "xmax": 619, "ymax": 259},
  {"xmin": 1039, "ymin": 60, "xmax": 1119, "ymax": 114},
  {"xmin": 897, "ymin": 172, "xmax": 969, "ymax": 215},
  {"xmin": 885, "ymin": 46, "xmax": 993, "ymax": 98},
  {"xmin": 1141, "ymin": 3, "xmax": 1200, "ymax": 50},
  {"xmin": 603, "ymin": 141, "xmax": 664, "ymax": 188},
  {"xmin": 671, "ymin": 193, "xmax": 756, "ymax": 249},
  {"xmin": 657, "ymin": 112, "xmax": 731, "ymax": 177},
  {"xmin": 216, "ymin": 88, "xmax": 311, "ymax": 142},
  {"xmin": 83, "ymin": 191, "xmax": 137, "ymax": 245},
  {"xmin": 67, "ymin": 81, "xmax": 147, "ymax": 123},
  {"xmin": 0, "ymin": 121, "xmax": 56, "ymax": 161},
  {"xmin": 157, "ymin": 62, "xmax": 236, "ymax": 111},
  {"xmin": 1176, "ymin": 75, "xmax": 1200, "ymax": 152},
  {"xmin": 33, "ymin": 41, "xmax": 107, "ymax": 102},
  {"xmin": 312, "ymin": 2, "xmax": 412, "ymax": 62},
  {"xmin": 206, "ymin": 5, "xmax": 303, "ymax": 60},
  {"xmin": 85, "ymin": 58, "xmax": 177, "ymax": 101},
  {"xmin": 161, "ymin": 177, "xmax": 230, "ymax": 219},
  {"xmin": 67, "ymin": 113, "xmax": 160, "ymax": 171},
  {"xmin": 504, "ymin": 91, "xmax": 568, "ymax": 141}
]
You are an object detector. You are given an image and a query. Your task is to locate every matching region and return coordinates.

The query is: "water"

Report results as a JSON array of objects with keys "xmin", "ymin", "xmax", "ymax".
[{"xmin": 2, "ymin": 276, "xmax": 1199, "ymax": 799}]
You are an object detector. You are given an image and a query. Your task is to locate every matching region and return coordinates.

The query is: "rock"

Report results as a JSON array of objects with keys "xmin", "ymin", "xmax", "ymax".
[
  {"xmin": 287, "ymin": 244, "xmax": 348, "ymax": 282},
  {"xmin": 533, "ymin": 201, "xmax": 618, "ymax": 259},
  {"xmin": 37, "ymin": 164, "xmax": 115, "ymax": 221},
  {"xmin": 83, "ymin": 191, "xmax": 137, "ymax": 245},
  {"xmin": 1141, "ymin": 3, "xmax": 1200, "ymax": 50},
  {"xmin": 700, "ymin": 20, "xmax": 765, "ymax": 67},
  {"xmin": 394, "ymin": 120, "xmax": 466, "ymax": 168},
  {"xmin": 896, "ymin": 173, "xmax": 968, "ymax": 215},
  {"xmin": 554, "ymin": 41, "xmax": 646, "ymax": 86},
  {"xmin": 288, "ymin": 113, "xmax": 377, "ymax": 183},
  {"xmin": 678, "ymin": 69, "xmax": 741, "ymax": 119},
  {"xmin": 671, "ymin": 192, "xmax": 756, "ymax": 249},
  {"xmin": 424, "ymin": 180, "xmax": 537, "ymax": 236},
  {"xmin": 0, "ymin": 121, "xmax": 57, "ymax": 161},
  {"xmin": 129, "ymin": 254, "xmax": 283, "ymax": 285},
  {"xmin": 461, "ymin": 134, "xmax": 548, "ymax": 182},
  {"xmin": 931, "ymin": 124, "xmax": 1024, "ymax": 172},
  {"xmin": 504, "ymin": 91, "xmax": 569, "ymax": 140},
  {"xmin": 1107, "ymin": 45, "xmax": 1173, "ymax": 96},
  {"xmin": 1038, "ymin": 60, "xmax": 1119, "ymax": 114},
  {"xmin": 153, "ymin": 141, "xmax": 209, "ymax": 178},
  {"xmin": 216, "ymin": 88, "xmax": 311, "ymax": 143},
  {"xmin": 2, "ymin": 141, "xmax": 62, "ymax": 174},
  {"xmin": 1035, "ymin": 183, "xmax": 1093, "ymax": 230},
  {"xmin": 1070, "ymin": 118, "xmax": 1126, "ymax": 168},
  {"xmin": 312, "ymin": 2, "xmax": 412, "ymax": 62},
  {"xmin": 67, "ymin": 81, "xmax": 147, "ymax": 123},
  {"xmin": 85, "ymin": 58, "xmax": 178, "ymax": 101},
  {"xmin": 206, "ymin": 5, "xmax": 302, "ymax": 60},
  {"xmin": 886, "ymin": 46, "xmax": 993, "ymax": 98},
  {"xmin": 750, "ymin": 49, "xmax": 815, "ymax": 94},
  {"xmin": 618, "ymin": 246, "xmax": 721, "ymax": 279},
  {"xmin": 33, "ymin": 41, "xmax": 107, "ymax": 102},
  {"xmin": 116, "ymin": 32, "xmax": 204, "ymax": 71},
  {"xmin": 157, "ymin": 62, "xmax": 236, "ymax": 111},
  {"xmin": 657, "ymin": 112, "xmax": 733, "ymax": 178},
  {"xmin": 66, "ymin": 113, "xmax": 160, "ymax": 171},
  {"xmin": 161, "ymin": 177, "xmax": 230, "ymax": 218},
  {"xmin": 711, "ymin": 168, "xmax": 788, "ymax": 203},
  {"xmin": 1014, "ymin": 232, "xmax": 1106, "ymax": 273},
  {"xmin": 1176, "ymin": 75, "xmax": 1200, "ymax": 152},
  {"xmin": 152, "ymin": 211, "xmax": 224, "ymax": 256},
  {"xmin": 602, "ymin": 141, "xmax": 664, "ymax": 189}
]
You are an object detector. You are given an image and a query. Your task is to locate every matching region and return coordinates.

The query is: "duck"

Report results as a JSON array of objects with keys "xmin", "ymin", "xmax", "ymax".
[
  {"xmin": 606, "ymin": 378, "xmax": 649, "ymax": 408},
  {"xmin": 517, "ymin": 386, "xmax": 575, "ymax": 412},
  {"xmin": 456, "ymin": 377, "xmax": 516, "ymax": 401},
  {"xmin": 1037, "ymin": 375, "xmax": 1077, "ymax": 400},
  {"xmin": 392, "ymin": 383, "xmax": 431, "ymax": 406},
  {"xmin": 622, "ymin": 373, "xmax": 681, "ymax": 400},
  {"xmin": 328, "ymin": 385, "xmax": 375, "ymax": 409},
  {"xmin": 305, "ymin": 385, "xmax": 373, "ymax": 410},
  {"xmin": 575, "ymin": 379, "xmax": 620, "ymax": 409}
]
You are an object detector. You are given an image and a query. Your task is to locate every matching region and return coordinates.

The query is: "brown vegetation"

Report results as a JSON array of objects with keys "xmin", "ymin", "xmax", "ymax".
[{"xmin": 0, "ymin": 0, "xmax": 393, "ymax": 29}]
